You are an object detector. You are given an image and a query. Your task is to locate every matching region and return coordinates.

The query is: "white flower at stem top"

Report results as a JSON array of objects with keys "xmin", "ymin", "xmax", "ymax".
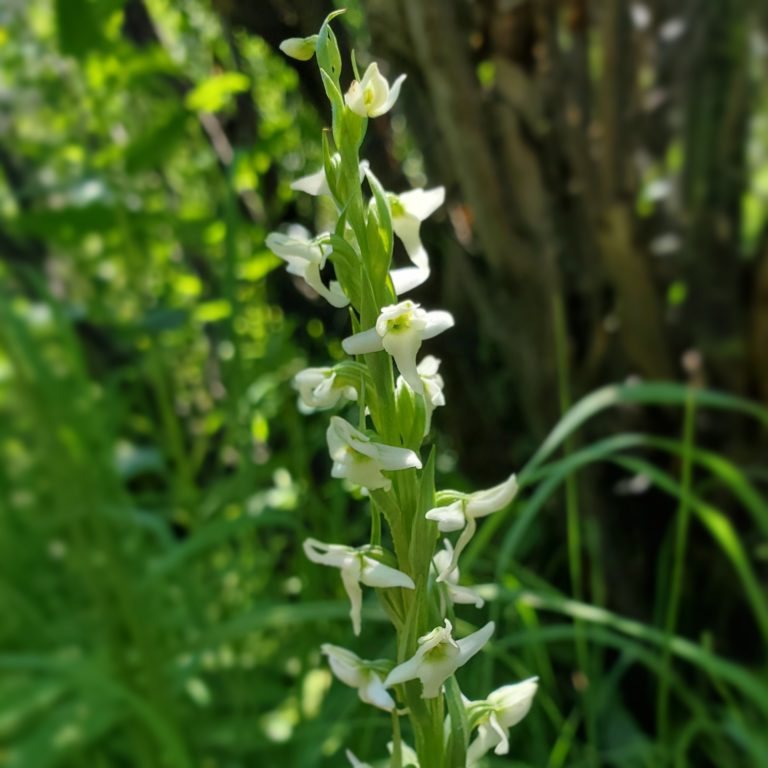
[
  {"xmin": 265, "ymin": 228, "xmax": 348, "ymax": 307},
  {"xmin": 465, "ymin": 678, "xmax": 539, "ymax": 765},
  {"xmin": 342, "ymin": 301, "xmax": 454, "ymax": 394},
  {"xmin": 293, "ymin": 367, "xmax": 357, "ymax": 413},
  {"xmin": 303, "ymin": 538, "xmax": 415, "ymax": 636},
  {"xmin": 321, "ymin": 644, "xmax": 395, "ymax": 711},
  {"xmin": 327, "ymin": 416, "xmax": 422, "ymax": 491},
  {"xmin": 384, "ymin": 619, "xmax": 494, "ymax": 699},
  {"xmin": 426, "ymin": 473, "xmax": 518, "ymax": 581},
  {"xmin": 433, "ymin": 539, "xmax": 484, "ymax": 610},
  {"xmin": 396, "ymin": 355, "xmax": 445, "ymax": 436},
  {"xmin": 345, "ymin": 62, "xmax": 406, "ymax": 118}
]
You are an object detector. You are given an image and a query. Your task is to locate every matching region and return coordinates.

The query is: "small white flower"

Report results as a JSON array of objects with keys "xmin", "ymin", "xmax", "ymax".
[
  {"xmin": 278, "ymin": 35, "xmax": 318, "ymax": 61},
  {"xmin": 390, "ymin": 187, "xmax": 445, "ymax": 272},
  {"xmin": 293, "ymin": 367, "xmax": 357, "ymax": 413},
  {"xmin": 466, "ymin": 678, "xmax": 539, "ymax": 764},
  {"xmin": 265, "ymin": 229, "xmax": 348, "ymax": 307},
  {"xmin": 303, "ymin": 538, "xmax": 415, "ymax": 636},
  {"xmin": 290, "ymin": 156, "xmax": 370, "ymax": 197},
  {"xmin": 327, "ymin": 416, "xmax": 422, "ymax": 491},
  {"xmin": 426, "ymin": 474, "xmax": 518, "ymax": 581},
  {"xmin": 342, "ymin": 301, "xmax": 454, "ymax": 394},
  {"xmin": 345, "ymin": 62, "xmax": 406, "ymax": 118},
  {"xmin": 397, "ymin": 355, "xmax": 445, "ymax": 435},
  {"xmin": 433, "ymin": 540, "xmax": 484, "ymax": 609},
  {"xmin": 345, "ymin": 750, "xmax": 371, "ymax": 768},
  {"xmin": 321, "ymin": 644, "xmax": 395, "ymax": 711},
  {"xmin": 384, "ymin": 619, "xmax": 494, "ymax": 699}
]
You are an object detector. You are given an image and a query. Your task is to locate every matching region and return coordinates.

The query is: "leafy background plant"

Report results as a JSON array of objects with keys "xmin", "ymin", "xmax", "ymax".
[{"xmin": 1, "ymin": 1, "xmax": 767, "ymax": 767}]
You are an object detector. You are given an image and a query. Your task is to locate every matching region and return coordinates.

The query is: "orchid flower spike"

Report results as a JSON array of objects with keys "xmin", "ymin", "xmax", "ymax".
[
  {"xmin": 293, "ymin": 367, "xmax": 357, "ymax": 413},
  {"xmin": 433, "ymin": 539, "xmax": 484, "ymax": 610},
  {"xmin": 465, "ymin": 678, "xmax": 539, "ymax": 764},
  {"xmin": 327, "ymin": 416, "xmax": 422, "ymax": 491},
  {"xmin": 303, "ymin": 538, "xmax": 415, "ymax": 635},
  {"xmin": 290, "ymin": 155, "xmax": 370, "ymax": 198},
  {"xmin": 342, "ymin": 301, "xmax": 454, "ymax": 394},
  {"xmin": 321, "ymin": 644, "xmax": 395, "ymax": 711},
  {"xmin": 384, "ymin": 619, "xmax": 494, "ymax": 699},
  {"xmin": 265, "ymin": 228, "xmax": 348, "ymax": 307},
  {"xmin": 390, "ymin": 187, "xmax": 445, "ymax": 272},
  {"xmin": 345, "ymin": 62, "xmax": 406, "ymax": 118},
  {"xmin": 426, "ymin": 473, "xmax": 518, "ymax": 581},
  {"xmin": 396, "ymin": 355, "xmax": 445, "ymax": 435}
]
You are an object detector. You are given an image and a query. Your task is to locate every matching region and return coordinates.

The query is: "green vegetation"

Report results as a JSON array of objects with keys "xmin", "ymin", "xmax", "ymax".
[{"xmin": 1, "ymin": 2, "xmax": 767, "ymax": 767}]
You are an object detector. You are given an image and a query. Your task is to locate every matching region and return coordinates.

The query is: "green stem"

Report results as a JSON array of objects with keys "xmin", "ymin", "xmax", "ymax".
[{"xmin": 656, "ymin": 388, "xmax": 697, "ymax": 742}]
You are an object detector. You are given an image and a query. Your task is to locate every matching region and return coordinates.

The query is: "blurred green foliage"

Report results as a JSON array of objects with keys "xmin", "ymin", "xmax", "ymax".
[{"xmin": 1, "ymin": 2, "xmax": 768, "ymax": 768}]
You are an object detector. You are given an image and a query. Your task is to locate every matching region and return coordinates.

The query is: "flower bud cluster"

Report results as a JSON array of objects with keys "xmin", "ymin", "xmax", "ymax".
[{"xmin": 271, "ymin": 12, "xmax": 538, "ymax": 765}]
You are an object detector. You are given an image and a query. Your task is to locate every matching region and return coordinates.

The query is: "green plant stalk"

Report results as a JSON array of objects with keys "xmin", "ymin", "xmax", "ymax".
[
  {"xmin": 656, "ymin": 387, "xmax": 696, "ymax": 742},
  {"xmin": 553, "ymin": 291, "xmax": 597, "ymax": 762}
]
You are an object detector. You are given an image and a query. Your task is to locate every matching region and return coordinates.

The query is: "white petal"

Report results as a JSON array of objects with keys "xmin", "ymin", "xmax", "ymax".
[
  {"xmin": 466, "ymin": 723, "xmax": 502, "ymax": 766},
  {"xmin": 398, "ymin": 187, "xmax": 445, "ymax": 221},
  {"xmin": 421, "ymin": 310, "xmax": 455, "ymax": 340},
  {"xmin": 489, "ymin": 711, "xmax": 510, "ymax": 755},
  {"xmin": 390, "ymin": 266, "xmax": 430, "ymax": 295},
  {"xmin": 466, "ymin": 473, "xmax": 518, "ymax": 518},
  {"xmin": 391, "ymin": 214, "xmax": 429, "ymax": 271},
  {"xmin": 342, "ymin": 327, "xmax": 384, "ymax": 355},
  {"xmin": 360, "ymin": 557, "xmax": 415, "ymax": 590},
  {"xmin": 425, "ymin": 501, "xmax": 466, "ymax": 533},
  {"xmin": 384, "ymin": 647, "xmax": 428, "ymax": 688},
  {"xmin": 446, "ymin": 583, "xmax": 485, "ymax": 608},
  {"xmin": 371, "ymin": 73, "xmax": 406, "ymax": 117},
  {"xmin": 290, "ymin": 167, "xmax": 330, "ymax": 196},
  {"xmin": 435, "ymin": 516, "xmax": 476, "ymax": 582},
  {"xmin": 344, "ymin": 80, "xmax": 367, "ymax": 116},
  {"xmin": 302, "ymin": 538, "xmax": 354, "ymax": 569},
  {"xmin": 491, "ymin": 677, "xmax": 539, "ymax": 729},
  {"xmin": 370, "ymin": 442, "xmax": 422, "ymax": 471},
  {"xmin": 456, "ymin": 621, "xmax": 495, "ymax": 665},
  {"xmin": 321, "ymin": 644, "xmax": 365, "ymax": 688},
  {"xmin": 381, "ymin": 325, "xmax": 424, "ymax": 393},
  {"xmin": 359, "ymin": 673, "xmax": 396, "ymax": 711},
  {"xmin": 341, "ymin": 566, "xmax": 365, "ymax": 636},
  {"xmin": 417, "ymin": 355, "xmax": 441, "ymax": 377}
]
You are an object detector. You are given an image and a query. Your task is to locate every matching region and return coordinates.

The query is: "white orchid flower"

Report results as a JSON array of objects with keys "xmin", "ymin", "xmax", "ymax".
[
  {"xmin": 303, "ymin": 538, "xmax": 415, "ymax": 636},
  {"xmin": 327, "ymin": 416, "xmax": 421, "ymax": 491},
  {"xmin": 345, "ymin": 62, "xmax": 406, "ymax": 118},
  {"xmin": 293, "ymin": 367, "xmax": 357, "ymax": 413},
  {"xmin": 290, "ymin": 156, "xmax": 370, "ymax": 197},
  {"xmin": 342, "ymin": 301, "xmax": 454, "ymax": 394},
  {"xmin": 321, "ymin": 644, "xmax": 395, "ymax": 711},
  {"xmin": 396, "ymin": 355, "xmax": 445, "ymax": 435},
  {"xmin": 433, "ymin": 540, "xmax": 484, "ymax": 609},
  {"xmin": 390, "ymin": 187, "xmax": 445, "ymax": 272},
  {"xmin": 345, "ymin": 750, "xmax": 371, "ymax": 768},
  {"xmin": 265, "ymin": 228, "xmax": 348, "ymax": 307},
  {"xmin": 426, "ymin": 474, "xmax": 518, "ymax": 581},
  {"xmin": 278, "ymin": 35, "xmax": 318, "ymax": 61},
  {"xmin": 384, "ymin": 619, "xmax": 494, "ymax": 699},
  {"xmin": 466, "ymin": 678, "xmax": 539, "ymax": 764}
]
